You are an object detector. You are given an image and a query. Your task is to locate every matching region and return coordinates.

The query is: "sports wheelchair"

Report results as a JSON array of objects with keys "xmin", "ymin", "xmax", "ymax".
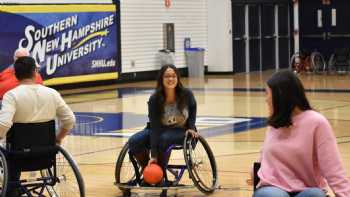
[
  {"xmin": 115, "ymin": 133, "xmax": 218, "ymax": 196},
  {"xmin": 328, "ymin": 48, "xmax": 350, "ymax": 74},
  {"xmin": 0, "ymin": 120, "xmax": 85, "ymax": 197},
  {"xmin": 289, "ymin": 50, "xmax": 326, "ymax": 74}
]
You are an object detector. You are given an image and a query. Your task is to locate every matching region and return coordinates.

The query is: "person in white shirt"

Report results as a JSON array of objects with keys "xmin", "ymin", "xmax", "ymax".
[{"xmin": 0, "ymin": 56, "xmax": 75, "ymax": 196}]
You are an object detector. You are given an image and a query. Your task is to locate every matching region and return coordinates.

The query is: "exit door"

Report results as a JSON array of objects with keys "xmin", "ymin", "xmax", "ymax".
[
  {"xmin": 232, "ymin": 1, "xmax": 292, "ymax": 73},
  {"xmin": 300, "ymin": 0, "xmax": 350, "ymax": 58}
]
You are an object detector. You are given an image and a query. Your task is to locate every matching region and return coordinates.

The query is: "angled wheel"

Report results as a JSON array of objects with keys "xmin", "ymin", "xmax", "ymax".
[
  {"xmin": 115, "ymin": 143, "xmax": 140, "ymax": 195},
  {"xmin": 289, "ymin": 53, "xmax": 300, "ymax": 73},
  {"xmin": 183, "ymin": 134, "xmax": 218, "ymax": 194},
  {"xmin": 0, "ymin": 150, "xmax": 7, "ymax": 197},
  {"xmin": 328, "ymin": 54, "xmax": 337, "ymax": 74},
  {"xmin": 41, "ymin": 146, "xmax": 85, "ymax": 197},
  {"xmin": 311, "ymin": 52, "xmax": 326, "ymax": 74},
  {"xmin": 289, "ymin": 53, "xmax": 297, "ymax": 71}
]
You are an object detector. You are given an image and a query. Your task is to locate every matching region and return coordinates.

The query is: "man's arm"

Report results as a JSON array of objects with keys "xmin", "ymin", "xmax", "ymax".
[
  {"xmin": 55, "ymin": 91, "xmax": 76, "ymax": 144},
  {"xmin": 55, "ymin": 127, "xmax": 70, "ymax": 145},
  {"xmin": 0, "ymin": 92, "xmax": 16, "ymax": 138},
  {"xmin": 0, "ymin": 124, "xmax": 10, "ymax": 139}
]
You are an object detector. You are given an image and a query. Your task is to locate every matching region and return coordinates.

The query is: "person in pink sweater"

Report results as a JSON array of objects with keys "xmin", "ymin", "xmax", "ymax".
[{"xmin": 253, "ymin": 70, "xmax": 350, "ymax": 197}]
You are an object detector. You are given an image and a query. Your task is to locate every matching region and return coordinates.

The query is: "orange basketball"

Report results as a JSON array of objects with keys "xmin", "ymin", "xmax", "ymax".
[{"xmin": 143, "ymin": 164, "xmax": 163, "ymax": 185}]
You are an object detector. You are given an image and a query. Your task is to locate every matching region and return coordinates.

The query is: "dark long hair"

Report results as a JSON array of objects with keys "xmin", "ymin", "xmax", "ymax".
[
  {"xmin": 154, "ymin": 65, "xmax": 187, "ymax": 114},
  {"xmin": 267, "ymin": 70, "xmax": 312, "ymax": 128}
]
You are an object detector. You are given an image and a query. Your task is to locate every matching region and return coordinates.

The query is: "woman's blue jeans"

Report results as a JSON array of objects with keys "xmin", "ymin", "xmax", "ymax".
[
  {"xmin": 128, "ymin": 128, "xmax": 186, "ymax": 168},
  {"xmin": 253, "ymin": 186, "xmax": 326, "ymax": 197},
  {"xmin": 128, "ymin": 128, "xmax": 186, "ymax": 156}
]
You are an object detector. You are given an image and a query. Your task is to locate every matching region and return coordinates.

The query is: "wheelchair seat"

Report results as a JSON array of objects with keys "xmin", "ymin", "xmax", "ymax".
[
  {"xmin": 6, "ymin": 120, "xmax": 58, "ymax": 172},
  {"xmin": 0, "ymin": 120, "xmax": 85, "ymax": 197}
]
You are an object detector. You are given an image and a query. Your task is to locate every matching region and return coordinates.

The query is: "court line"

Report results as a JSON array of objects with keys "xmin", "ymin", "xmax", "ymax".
[
  {"xmin": 61, "ymin": 86, "xmax": 350, "ymax": 98},
  {"xmin": 62, "ymin": 88, "xmax": 350, "ymax": 106},
  {"xmin": 115, "ymin": 87, "xmax": 350, "ymax": 97},
  {"xmin": 61, "ymin": 87, "xmax": 350, "ymax": 106},
  {"xmin": 319, "ymin": 104, "xmax": 350, "ymax": 112},
  {"xmin": 71, "ymin": 136, "xmax": 350, "ymax": 159},
  {"xmin": 206, "ymin": 140, "xmax": 264, "ymax": 142}
]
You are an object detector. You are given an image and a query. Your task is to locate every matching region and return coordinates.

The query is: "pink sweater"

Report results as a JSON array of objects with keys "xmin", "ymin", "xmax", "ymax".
[{"xmin": 258, "ymin": 110, "xmax": 350, "ymax": 197}]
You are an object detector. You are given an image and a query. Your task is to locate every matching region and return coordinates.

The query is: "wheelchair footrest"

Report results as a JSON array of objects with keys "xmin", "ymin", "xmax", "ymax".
[{"xmin": 115, "ymin": 182, "xmax": 194, "ymax": 190}]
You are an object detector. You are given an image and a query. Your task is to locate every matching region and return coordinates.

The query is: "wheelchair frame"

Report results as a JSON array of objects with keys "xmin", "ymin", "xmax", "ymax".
[
  {"xmin": 115, "ymin": 134, "xmax": 218, "ymax": 196},
  {"xmin": 0, "ymin": 121, "xmax": 85, "ymax": 197}
]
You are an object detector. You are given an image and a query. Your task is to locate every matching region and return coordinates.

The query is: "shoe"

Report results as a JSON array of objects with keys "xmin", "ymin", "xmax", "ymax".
[{"xmin": 126, "ymin": 179, "xmax": 138, "ymax": 186}]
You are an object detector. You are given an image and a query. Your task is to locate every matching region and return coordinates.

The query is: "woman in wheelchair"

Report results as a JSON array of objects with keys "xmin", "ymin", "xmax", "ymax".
[
  {"xmin": 251, "ymin": 70, "xmax": 350, "ymax": 197},
  {"xmin": 127, "ymin": 64, "xmax": 198, "ymax": 186}
]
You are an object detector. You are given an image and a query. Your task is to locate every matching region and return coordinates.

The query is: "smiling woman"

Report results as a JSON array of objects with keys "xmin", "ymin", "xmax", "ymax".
[{"xmin": 125, "ymin": 64, "xmax": 198, "ymax": 183}]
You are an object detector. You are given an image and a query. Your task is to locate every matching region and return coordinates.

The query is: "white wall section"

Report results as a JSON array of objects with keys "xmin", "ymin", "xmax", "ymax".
[
  {"xmin": 207, "ymin": 0, "xmax": 233, "ymax": 72},
  {"xmin": 120, "ymin": 0, "xmax": 208, "ymax": 73},
  {"xmin": 1, "ymin": 0, "xmax": 112, "ymax": 3}
]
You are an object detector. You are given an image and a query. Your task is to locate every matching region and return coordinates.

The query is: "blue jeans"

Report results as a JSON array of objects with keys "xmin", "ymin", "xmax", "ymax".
[
  {"xmin": 128, "ymin": 128, "xmax": 186, "ymax": 168},
  {"xmin": 128, "ymin": 128, "xmax": 186, "ymax": 155},
  {"xmin": 253, "ymin": 186, "xmax": 326, "ymax": 197}
]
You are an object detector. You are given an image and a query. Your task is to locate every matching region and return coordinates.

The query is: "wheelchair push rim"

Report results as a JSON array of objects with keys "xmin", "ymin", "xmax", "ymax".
[
  {"xmin": 0, "ymin": 150, "xmax": 7, "ymax": 197},
  {"xmin": 114, "ymin": 142, "xmax": 139, "ymax": 192},
  {"xmin": 41, "ymin": 146, "xmax": 85, "ymax": 197},
  {"xmin": 183, "ymin": 134, "xmax": 218, "ymax": 194}
]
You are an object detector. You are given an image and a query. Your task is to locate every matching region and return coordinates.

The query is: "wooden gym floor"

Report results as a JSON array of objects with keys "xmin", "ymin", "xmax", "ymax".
[{"xmin": 58, "ymin": 70, "xmax": 350, "ymax": 197}]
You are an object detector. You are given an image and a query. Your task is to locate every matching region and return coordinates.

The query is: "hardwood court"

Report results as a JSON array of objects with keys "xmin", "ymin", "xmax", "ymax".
[{"xmin": 58, "ymin": 70, "xmax": 350, "ymax": 197}]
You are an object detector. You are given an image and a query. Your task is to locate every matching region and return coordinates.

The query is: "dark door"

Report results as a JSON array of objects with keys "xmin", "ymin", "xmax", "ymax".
[
  {"xmin": 278, "ymin": 4, "xmax": 291, "ymax": 68},
  {"xmin": 261, "ymin": 4, "xmax": 275, "ymax": 70},
  {"xmin": 300, "ymin": 0, "xmax": 350, "ymax": 58},
  {"xmin": 327, "ymin": 1, "xmax": 350, "ymax": 55},
  {"xmin": 300, "ymin": 0, "xmax": 326, "ymax": 55},
  {"xmin": 232, "ymin": 1, "xmax": 292, "ymax": 72},
  {"xmin": 232, "ymin": 4, "xmax": 246, "ymax": 73},
  {"xmin": 248, "ymin": 4, "xmax": 261, "ymax": 71}
]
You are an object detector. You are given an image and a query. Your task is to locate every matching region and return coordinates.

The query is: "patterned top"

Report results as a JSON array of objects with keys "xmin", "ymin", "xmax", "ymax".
[
  {"xmin": 147, "ymin": 88, "xmax": 197, "ymax": 157},
  {"xmin": 161, "ymin": 103, "xmax": 188, "ymax": 127}
]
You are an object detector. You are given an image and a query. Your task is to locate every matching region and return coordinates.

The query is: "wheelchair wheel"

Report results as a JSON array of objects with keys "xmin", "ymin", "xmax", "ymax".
[
  {"xmin": 115, "ymin": 143, "xmax": 139, "ymax": 195},
  {"xmin": 0, "ymin": 150, "xmax": 7, "ymax": 197},
  {"xmin": 41, "ymin": 146, "xmax": 85, "ymax": 197},
  {"xmin": 328, "ymin": 54, "xmax": 337, "ymax": 74},
  {"xmin": 289, "ymin": 53, "xmax": 302, "ymax": 73},
  {"xmin": 311, "ymin": 52, "xmax": 326, "ymax": 74},
  {"xmin": 183, "ymin": 135, "xmax": 218, "ymax": 194},
  {"xmin": 289, "ymin": 53, "xmax": 297, "ymax": 71}
]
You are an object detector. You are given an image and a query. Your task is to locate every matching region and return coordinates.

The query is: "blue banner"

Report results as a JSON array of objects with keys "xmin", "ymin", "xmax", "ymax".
[{"xmin": 0, "ymin": 4, "xmax": 120, "ymax": 85}]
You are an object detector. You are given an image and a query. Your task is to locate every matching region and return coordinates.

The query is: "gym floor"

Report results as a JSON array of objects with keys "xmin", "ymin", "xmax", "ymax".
[{"xmin": 58, "ymin": 70, "xmax": 350, "ymax": 197}]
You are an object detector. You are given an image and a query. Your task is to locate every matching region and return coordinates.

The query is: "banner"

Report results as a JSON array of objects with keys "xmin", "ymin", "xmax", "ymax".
[{"xmin": 0, "ymin": 4, "xmax": 120, "ymax": 85}]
